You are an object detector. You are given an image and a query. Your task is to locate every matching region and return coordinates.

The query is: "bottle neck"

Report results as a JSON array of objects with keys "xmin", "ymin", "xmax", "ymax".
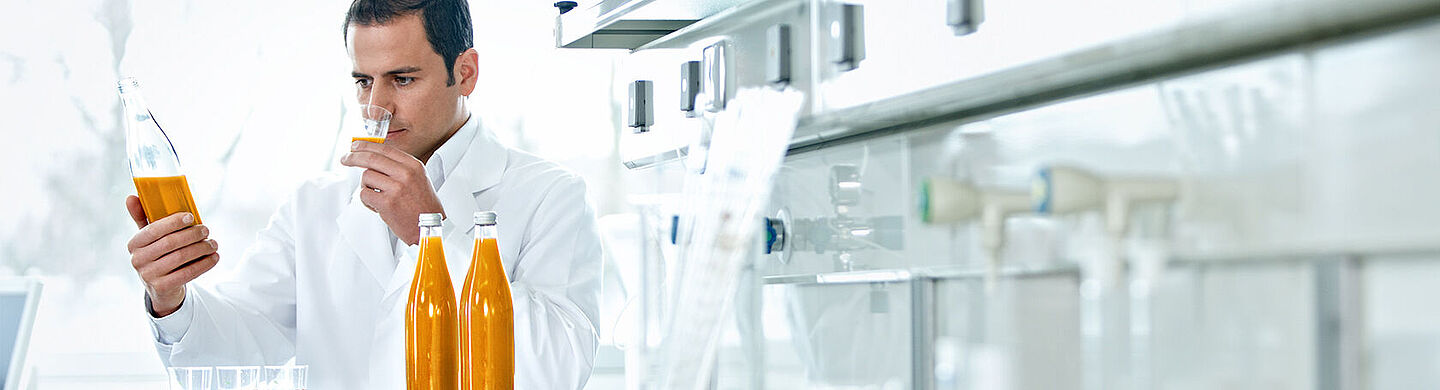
[
  {"xmin": 118, "ymin": 86, "xmax": 151, "ymax": 120},
  {"xmin": 118, "ymin": 86, "xmax": 184, "ymax": 178},
  {"xmin": 475, "ymin": 224, "xmax": 497, "ymax": 240},
  {"xmin": 421, "ymin": 225, "xmax": 443, "ymax": 239},
  {"xmin": 119, "ymin": 92, "xmax": 146, "ymax": 110}
]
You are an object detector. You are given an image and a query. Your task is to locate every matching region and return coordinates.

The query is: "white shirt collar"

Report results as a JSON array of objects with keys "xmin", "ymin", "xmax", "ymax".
[{"xmin": 424, "ymin": 114, "xmax": 479, "ymax": 191}]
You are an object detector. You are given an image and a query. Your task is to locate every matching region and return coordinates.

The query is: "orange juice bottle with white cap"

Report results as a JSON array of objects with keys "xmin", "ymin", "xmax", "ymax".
[
  {"xmin": 407, "ymin": 213, "xmax": 459, "ymax": 389},
  {"xmin": 459, "ymin": 211, "xmax": 513, "ymax": 389}
]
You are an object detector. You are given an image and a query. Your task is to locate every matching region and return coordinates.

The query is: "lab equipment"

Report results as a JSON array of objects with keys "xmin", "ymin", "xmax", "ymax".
[
  {"xmin": 262, "ymin": 366, "xmax": 312, "ymax": 390},
  {"xmin": 1032, "ymin": 165, "xmax": 1178, "ymax": 390},
  {"xmin": 260, "ymin": 365, "xmax": 308, "ymax": 390},
  {"xmin": 168, "ymin": 367, "xmax": 212, "ymax": 390},
  {"xmin": 214, "ymin": 366, "xmax": 261, "ymax": 390},
  {"xmin": 653, "ymin": 87, "xmax": 803, "ymax": 389},
  {"xmin": 287, "ymin": 365, "xmax": 308, "ymax": 390},
  {"xmin": 118, "ymin": 77, "xmax": 201, "ymax": 225},
  {"xmin": 919, "ymin": 177, "xmax": 1030, "ymax": 289},
  {"xmin": 565, "ymin": 0, "xmax": 1440, "ymax": 387}
]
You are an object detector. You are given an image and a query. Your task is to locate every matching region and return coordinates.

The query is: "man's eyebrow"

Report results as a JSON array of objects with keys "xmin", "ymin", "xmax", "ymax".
[
  {"xmin": 385, "ymin": 67, "xmax": 422, "ymax": 75},
  {"xmin": 352, "ymin": 67, "xmax": 423, "ymax": 78}
]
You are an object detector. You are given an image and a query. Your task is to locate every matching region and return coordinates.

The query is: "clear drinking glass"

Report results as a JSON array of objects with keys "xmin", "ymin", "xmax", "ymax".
[
  {"xmin": 289, "ymin": 365, "xmax": 308, "ymax": 390},
  {"xmin": 261, "ymin": 365, "xmax": 309, "ymax": 390},
  {"xmin": 215, "ymin": 366, "xmax": 261, "ymax": 390},
  {"xmin": 261, "ymin": 366, "xmax": 286, "ymax": 390},
  {"xmin": 169, "ymin": 367, "xmax": 213, "ymax": 390},
  {"xmin": 352, "ymin": 104, "xmax": 391, "ymax": 144}
]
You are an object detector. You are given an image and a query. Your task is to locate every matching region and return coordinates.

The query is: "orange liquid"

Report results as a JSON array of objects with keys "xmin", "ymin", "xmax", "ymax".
[
  {"xmin": 459, "ymin": 237, "xmax": 514, "ymax": 390},
  {"xmin": 132, "ymin": 175, "xmax": 201, "ymax": 225},
  {"xmin": 352, "ymin": 136, "xmax": 386, "ymax": 144},
  {"xmin": 407, "ymin": 236, "xmax": 459, "ymax": 390}
]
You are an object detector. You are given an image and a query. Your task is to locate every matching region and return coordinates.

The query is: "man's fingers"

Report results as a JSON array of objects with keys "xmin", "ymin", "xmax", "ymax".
[
  {"xmin": 126, "ymin": 212, "xmax": 196, "ymax": 254},
  {"xmin": 358, "ymin": 186, "xmax": 381, "ymax": 213},
  {"xmin": 130, "ymin": 225, "xmax": 209, "ymax": 270},
  {"xmin": 351, "ymin": 140, "xmax": 420, "ymax": 166},
  {"xmin": 125, "ymin": 196, "xmax": 148, "ymax": 229},
  {"xmin": 141, "ymin": 225, "xmax": 211, "ymax": 266},
  {"xmin": 140, "ymin": 239, "xmax": 217, "ymax": 281},
  {"xmin": 150, "ymin": 253, "xmax": 220, "ymax": 293},
  {"xmin": 339, "ymin": 150, "xmax": 409, "ymax": 178},
  {"xmin": 360, "ymin": 169, "xmax": 401, "ymax": 193}
]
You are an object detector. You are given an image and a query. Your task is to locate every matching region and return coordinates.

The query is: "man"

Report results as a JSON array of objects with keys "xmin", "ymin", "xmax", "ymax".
[{"xmin": 121, "ymin": 0, "xmax": 602, "ymax": 388}]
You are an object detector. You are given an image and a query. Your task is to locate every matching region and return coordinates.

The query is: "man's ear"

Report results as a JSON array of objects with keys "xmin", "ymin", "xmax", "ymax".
[{"xmin": 455, "ymin": 48, "xmax": 479, "ymax": 96}]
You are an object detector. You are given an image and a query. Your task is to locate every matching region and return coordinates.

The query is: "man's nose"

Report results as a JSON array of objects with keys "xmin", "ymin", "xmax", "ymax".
[{"xmin": 367, "ymin": 84, "xmax": 397, "ymax": 113}]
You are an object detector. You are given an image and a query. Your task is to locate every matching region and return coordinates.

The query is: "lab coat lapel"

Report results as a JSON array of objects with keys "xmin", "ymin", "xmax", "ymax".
[
  {"xmin": 434, "ymin": 129, "xmax": 509, "ymax": 286},
  {"xmin": 335, "ymin": 175, "xmax": 396, "ymax": 287}
]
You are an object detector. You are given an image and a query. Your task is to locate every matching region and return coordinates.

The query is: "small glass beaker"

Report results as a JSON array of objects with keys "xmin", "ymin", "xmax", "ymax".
[
  {"xmin": 215, "ymin": 366, "xmax": 261, "ymax": 390},
  {"xmin": 168, "ymin": 366, "xmax": 213, "ymax": 390},
  {"xmin": 351, "ymin": 104, "xmax": 391, "ymax": 144},
  {"xmin": 261, "ymin": 364, "xmax": 309, "ymax": 390}
]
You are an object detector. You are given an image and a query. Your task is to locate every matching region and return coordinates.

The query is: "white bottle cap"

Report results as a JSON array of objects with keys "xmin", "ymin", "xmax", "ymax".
[
  {"xmin": 418, "ymin": 213, "xmax": 443, "ymax": 227},
  {"xmin": 474, "ymin": 211, "xmax": 497, "ymax": 225}
]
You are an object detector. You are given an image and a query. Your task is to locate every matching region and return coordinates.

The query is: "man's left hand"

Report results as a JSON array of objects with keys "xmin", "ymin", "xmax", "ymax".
[{"xmin": 340, "ymin": 141, "xmax": 445, "ymax": 245}]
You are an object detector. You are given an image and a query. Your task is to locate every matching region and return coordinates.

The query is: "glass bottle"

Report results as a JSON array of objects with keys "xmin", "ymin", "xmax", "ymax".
[
  {"xmin": 460, "ymin": 211, "xmax": 514, "ymax": 389},
  {"xmin": 407, "ymin": 213, "xmax": 459, "ymax": 389},
  {"xmin": 118, "ymin": 77, "xmax": 201, "ymax": 224}
]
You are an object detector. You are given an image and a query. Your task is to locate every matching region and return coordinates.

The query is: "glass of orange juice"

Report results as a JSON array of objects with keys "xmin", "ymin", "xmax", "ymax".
[{"xmin": 352, "ymin": 104, "xmax": 391, "ymax": 144}]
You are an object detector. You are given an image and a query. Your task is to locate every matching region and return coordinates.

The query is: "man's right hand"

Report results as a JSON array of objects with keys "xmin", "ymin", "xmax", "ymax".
[{"xmin": 125, "ymin": 195, "xmax": 220, "ymax": 318}]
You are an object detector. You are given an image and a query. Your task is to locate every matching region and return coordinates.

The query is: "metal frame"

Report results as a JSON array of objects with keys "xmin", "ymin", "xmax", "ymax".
[
  {"xmin": 788, "ymin": 0, "xmax": 1440, "ymax": 154},
  {"xmin": 910, "ymin": 278, "xmax": 936, "ymax": 390},
  {"xmin": 755, "ymin": 250, "xmax": 1413, "ymax": 389},
  {"xmin": 1315, "ymin": 257, "xmax": 1364, "ymax": 390}
]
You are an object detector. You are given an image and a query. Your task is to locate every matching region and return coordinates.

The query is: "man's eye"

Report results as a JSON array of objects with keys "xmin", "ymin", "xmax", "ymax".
[
  {"xmin": 354, "ymin": 79, "xmax": 371, "ymax": 88},
  {"xmin": 395, "ymin": 77, "xmax": 414, "ymax": 86}
]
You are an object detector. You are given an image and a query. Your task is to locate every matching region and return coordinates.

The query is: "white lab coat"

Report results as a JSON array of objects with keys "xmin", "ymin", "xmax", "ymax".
[{"xmin": 148, "ymin": 116, "xmax": 602, "ymax": 389}]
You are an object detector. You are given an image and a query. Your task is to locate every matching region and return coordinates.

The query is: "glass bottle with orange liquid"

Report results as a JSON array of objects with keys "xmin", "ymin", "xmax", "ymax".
[
  {"xmin": 460, "ymin": 211, "xmax": 514, "ymax": 389},
  {"xmin": 408, "ymin": 213, "xmax": 460, "ymax": 390},
  {"xmin": 117, "ymin": 77, "xmax": 201, "ymax": 225}
]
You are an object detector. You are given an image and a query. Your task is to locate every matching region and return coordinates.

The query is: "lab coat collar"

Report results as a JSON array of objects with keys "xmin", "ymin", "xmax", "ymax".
[
  {"xmin": 424, "ymin": 114, "xmax": 479, "ymax": 191},
  {"xmin": 335, "ymin": 113, "xmax": 509, "ymax": 288},
  {"xmin": 433, "ymin": 113, "xmax": 506, "ymax": 243}
]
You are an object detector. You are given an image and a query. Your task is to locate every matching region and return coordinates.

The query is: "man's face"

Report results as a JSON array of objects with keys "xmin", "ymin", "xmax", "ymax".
[{"xmin": 347, "ymin": 14, "xmax": 469, "ymax": 161}]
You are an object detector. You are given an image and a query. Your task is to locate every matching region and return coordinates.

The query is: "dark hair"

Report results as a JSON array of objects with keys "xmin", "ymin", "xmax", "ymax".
[{"xmin": 344, "ymin": 0, "xmax": 473, "ymax": 86}]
